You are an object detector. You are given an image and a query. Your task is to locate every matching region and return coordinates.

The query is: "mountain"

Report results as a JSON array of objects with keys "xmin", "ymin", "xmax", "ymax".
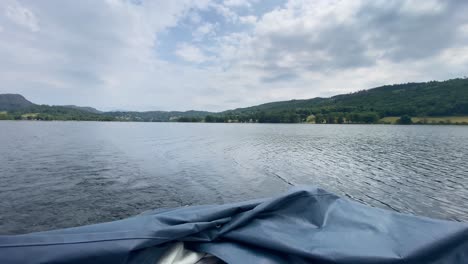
[
  {"xmin": 212, "ymin": 78, "xmax": 468, "ymax": 123},
  {"xmin": 0, "ymin": 94, "xmax": 102, "ymax": 114},
  {"xmin": 0, "ymin": 94, "xmax": 35, "ymax": 111},
  {"xmin": 223, "ymin": 78, "xmax": 468, "ymax": 117},
  {"xmin": 62, "ymin": 105, "xmax": 102, "ymax": 114},
  {"xmin": 105, "ymin": 110, "xmax": 213, "ymax": 122},
  {"xmin": 1, "ymin": 77, "xmax": 467, "ymax": 123},
  {"xmin": 2, "ymin": 104, "xmax": 113, "ymax": 121}
]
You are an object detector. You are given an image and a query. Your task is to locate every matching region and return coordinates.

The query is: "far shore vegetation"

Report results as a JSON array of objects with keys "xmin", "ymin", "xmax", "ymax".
[
  {"xmin": 1, "ymin": 78, "xmax": 468, "ymax": 125},
  {"xmin": 2, "ymin": 111, "xmax": 468, "ymax": 125}
]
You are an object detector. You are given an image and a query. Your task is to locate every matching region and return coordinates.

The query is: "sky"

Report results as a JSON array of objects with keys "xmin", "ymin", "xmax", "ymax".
[{"xmin": 0, "ymin": 0, "xmax": 468, "ymax": 111}]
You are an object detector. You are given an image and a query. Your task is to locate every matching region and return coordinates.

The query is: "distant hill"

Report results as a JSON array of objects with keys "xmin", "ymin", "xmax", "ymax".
[
  {"xmin": 0, "ymin": 94, "xmax": 35, "ymax": 111},
  {"xmin": 0, "ymin": 95, "xmax": 111, "ymax": 121},
  {"xmin": 213, "ymin": 78, "xmax": 468, "ymax": 123},
  {"xmin": 105, "ymin": 110, "xmax": 213, "ymax": 122},
  {"xmin": 1, "ymin": 104, "xmax": 113, "ymax": 121},
  {"xmin": 0, "ymin": 93, "xmax": 212, "ymax": 121},
  {"xmin": 223, "ymin": 78, "xmax": 468, "ymax": 117},
  {"xmin": 1, "ymin": 77, "xmax": 467, "ymax": 123},
  {"xmin": 0, "ymin": 94, "xmax": 103, "ymax": 114},
  {"xmin": 62, "ymin": 105, "xmax": 102, "ymax": 114}
]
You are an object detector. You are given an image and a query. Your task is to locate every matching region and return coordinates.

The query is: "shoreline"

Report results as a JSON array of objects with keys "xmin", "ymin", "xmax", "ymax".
[{"xmin": 1, "ymin": 119, "xmax": 468, "ymax": 125}]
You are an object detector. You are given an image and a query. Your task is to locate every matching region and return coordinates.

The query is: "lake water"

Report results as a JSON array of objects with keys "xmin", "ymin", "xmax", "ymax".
[{"xmin": 0, "ymin": 121, "xmax": 467, "ymax": 234}]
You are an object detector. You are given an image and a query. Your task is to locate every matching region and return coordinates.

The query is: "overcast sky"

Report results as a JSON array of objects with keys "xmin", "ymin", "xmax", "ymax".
[{"xmin": 1, "ymin": 0, "xmax": 468, "ymax": 111}]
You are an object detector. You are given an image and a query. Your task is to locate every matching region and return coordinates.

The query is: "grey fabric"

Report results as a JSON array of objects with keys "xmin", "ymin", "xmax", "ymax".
[
  {"xmin": 195, "ymin": 255, "xmax": 225, "ymax": 264},
  {"xmin": 0, "ymin": 186, "xmax": 467, "ymax": 264}
]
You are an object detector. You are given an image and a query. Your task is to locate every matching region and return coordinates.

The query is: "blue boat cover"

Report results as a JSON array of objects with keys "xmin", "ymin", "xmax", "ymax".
[{"xmin": 0, "ymin": 186, "xmax": 467, "ymax": 263}]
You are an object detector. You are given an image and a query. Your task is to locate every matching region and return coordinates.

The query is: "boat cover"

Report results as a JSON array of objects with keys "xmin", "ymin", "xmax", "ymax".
[{"xmin": 0, "ymin": 186, "xmax": 467, "ymax": 264}]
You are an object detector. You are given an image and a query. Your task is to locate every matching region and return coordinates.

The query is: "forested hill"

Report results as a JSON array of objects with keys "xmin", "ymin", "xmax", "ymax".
[
  {"xmin": 0, "ymin": 94, "xmax": 35, "ymax": 111},
  {"xmin": 104, "ymin": 110, "xmax": 212, "ymax": 122},
  {"xmin": 224, "ymin": 78, "xmax": 468, "ymax": 116},
  {"xmin": 0, "ymin": 94, "xmax": 212, "ymax": 121},
  {"xmin": 61, "ymin": 105, "xmax": 102, "ymax": 114},
  {"xmin": 1, "ymin": 78, "xmax": 468, "ymax": 123},
  {"xmin": 211, "ymin": 78, "xmax": 468, "ymax": 123}
]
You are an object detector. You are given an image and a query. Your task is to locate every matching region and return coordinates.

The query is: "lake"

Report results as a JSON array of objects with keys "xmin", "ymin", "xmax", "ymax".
[{"xmin": 0, "ymin": 121, "xmax": 467, "ymax": 234}]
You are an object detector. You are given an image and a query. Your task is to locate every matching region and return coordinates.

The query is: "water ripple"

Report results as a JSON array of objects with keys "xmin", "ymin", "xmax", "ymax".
[{"xmin": 0, "ymin": 122, "xmax": 467, "ymax": 234}]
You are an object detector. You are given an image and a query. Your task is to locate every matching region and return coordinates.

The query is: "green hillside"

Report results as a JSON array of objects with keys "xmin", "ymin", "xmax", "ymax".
[
  {"xmin": 0, "ymin": 94, "xmax": 112, "ymax": 121},
  {"xmin": 326, "ymin": 79, "xmax": 468, "ymax": 116},
  {"xmin": 1, "ymin": 78, "xmax": 467, "ymax": 123},
  {"xmin": 213, "ymin": 78, "xmax": 468, "ymax": 123},
  {"xmin": 105, "ymin": 110, "xmax": 212, "ymax": 122},
  {"xmin": 0, "ymin": 94, "xmax": 35, "ymax": 111},
  {"xmin": 1, "ymin": 105, "xmax": 114, "ymax": 121}
]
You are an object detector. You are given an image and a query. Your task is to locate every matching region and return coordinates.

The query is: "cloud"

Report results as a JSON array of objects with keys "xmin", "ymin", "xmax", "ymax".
[
  {"xmin": 0, "ymin": 0, "xmax": 467, "ymax": 111},
  {"xmin": 188, "ymin": 11, "xmax": 202, "ymax": 24},
  {"xmin": 211, "ymin": 3, "xmax": 239, "ymax": 23},
  {"xmin": 214, "ymin": 0, "xmax": 468, "ymax": 85},
  {"xmin": 261, "ymin": 72, "xmax": 297, "ymax": 83},
  {"xmin": 224, "ymin": 0, "xmax": 252, "ymax": 8},
  {"xmin": 5, "ymin": 0, "xmax": 39, "ymax": 32},
  {"xmin": 399, "ymin": 0, "xmax": 446, "ymax": 15},
  {"xmin": 175, "ymin": 43, "xmax": 211, "ymax": 63},
  {"xmin": 192, "ymin": 22, "xmax": 216, "ymax": 41},
  {"xmin": 0, "ymin": 0, "xmax": 215, "ymax": 109},
  {"xmin": 239, "ymin": 15, "xmax": 257, "ymax": 25},
  {"xmin": 265, "ymin": 1, "xmax": 462, "ymax": 67}
]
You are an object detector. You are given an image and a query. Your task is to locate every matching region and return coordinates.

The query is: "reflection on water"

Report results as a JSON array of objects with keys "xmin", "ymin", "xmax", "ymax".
[{"xmin": 0, "ymin": 121, "xmax": 467, "ymax": 234}]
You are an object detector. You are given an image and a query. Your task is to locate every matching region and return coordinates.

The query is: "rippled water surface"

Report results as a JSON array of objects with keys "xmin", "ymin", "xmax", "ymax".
[{"xmin": 1, "ymin": 121, "xmax": 467, "ymax": 234}]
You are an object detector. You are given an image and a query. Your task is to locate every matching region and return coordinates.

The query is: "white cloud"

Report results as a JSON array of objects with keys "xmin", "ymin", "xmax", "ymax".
[
  {"xmin": 211, "ymin": 3, "xmax": 239, "ymax": 23},
  {"xmin": 0, "ymin": 0, "xmax": 218, "ymax": 110},
  {"xmin": 5, "ymin": 1, "xmax": 39, "ymax": 32},
  {"xmin": 175, "ymin": 43, "xmax": 211, "ymax": 63},
  {"xmin": 188, "ymin": 11, "xmax": 202, "ymax": 24},
  {"xmin": 0, "ymin": 0, "xmax": 467, "ymax": 111},
  {"xmin": 224, "ymin": 0, "xmax": 251, "ymax": 8},
  {"xmin": 215, "ymin": 0, "xmax": 468, "ymax": 81},
  {"xmin": 239, "ymin": 15, "xmax": 257, "ymax": 25},
  {"xmin": 192, "ymin": 22, "xmax": 216, "ymax": 41},
  {"xmin": 400, "ymin": 0, "xmax": 446, "ymax": 15}
]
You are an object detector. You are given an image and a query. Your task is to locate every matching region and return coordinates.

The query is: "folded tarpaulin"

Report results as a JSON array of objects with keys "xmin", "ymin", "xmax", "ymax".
[{"xmin": 0, "ymin": 186, "xmax": 467, "ymax": 264}]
